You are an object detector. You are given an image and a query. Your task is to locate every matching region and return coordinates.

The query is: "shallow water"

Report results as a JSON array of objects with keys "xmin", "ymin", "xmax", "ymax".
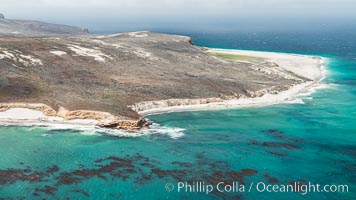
[{"xmin": 0, "ymin": 31, "xmax": 355, "ymax": 199}]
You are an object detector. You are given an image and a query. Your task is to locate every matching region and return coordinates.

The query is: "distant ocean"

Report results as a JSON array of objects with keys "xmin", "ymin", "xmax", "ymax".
[{"xmin": 0, "ymin": 29, "xmax": 355, "ymax": 199}]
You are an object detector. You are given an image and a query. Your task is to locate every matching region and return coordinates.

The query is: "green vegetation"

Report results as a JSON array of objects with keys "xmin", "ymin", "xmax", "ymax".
[{"xmin": 210, "ymin": 52, "xmax": 264, "ymax": 63}]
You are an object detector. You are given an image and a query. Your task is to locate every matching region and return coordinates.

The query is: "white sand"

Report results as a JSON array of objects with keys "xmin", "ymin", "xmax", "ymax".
[
  {"xmin": 0, "ymin": 108, "xmax": 53, "ymax": 120},
  {"xmin": 0, "ymin": 108, "xmax": 98, "ymax": 126},
  {"xmin": 207, "ymin": 48, "xmax": 324, "ymax": 80}
]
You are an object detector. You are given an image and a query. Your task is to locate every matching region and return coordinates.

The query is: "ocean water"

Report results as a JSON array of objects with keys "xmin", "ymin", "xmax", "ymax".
[{"xmin": 0, "ymin": 30, "xmax": 355, "ymax": 199}]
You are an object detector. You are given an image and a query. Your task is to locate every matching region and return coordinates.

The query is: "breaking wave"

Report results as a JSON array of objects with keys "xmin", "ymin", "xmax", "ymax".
[
  {"xmin": 140, "ymin": 123, "xmax": 185, "ymax": 139},
  {"xmin": 40, "ymin": 122, "xmax": 185, "ymax": 139}
]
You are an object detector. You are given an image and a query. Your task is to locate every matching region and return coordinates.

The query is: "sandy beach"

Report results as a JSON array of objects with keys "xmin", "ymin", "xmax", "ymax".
[
  {"xmin": 207, "ymin": 48, "xmax": 325, "ymax": 80},
  {"xmin": 0, "ymin": 48, "xmax": 327, "ymax": 127},
  {"xmin": 0, "ymin": 108, "xmax": 99, "ymax": 126}
]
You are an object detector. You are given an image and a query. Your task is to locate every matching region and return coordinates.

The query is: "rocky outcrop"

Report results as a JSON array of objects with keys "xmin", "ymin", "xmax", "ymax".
[
  {"xmin": 60, "ymin": 110, "xmax": 150, "ymax": 130},
  {"xmin": 62, "ymin": 110, "xmax": 116, "ymax": 121},
  {"xmin": 97, "ymin": 117, "xmax": 151, "ymax": 130},
  {"xmin": 0, "ymin": 103, "xmax": 149, "ymax": 130},
  {"xmin": 0, "ymin": 14, "xmax": 4, "ymax": 19}
]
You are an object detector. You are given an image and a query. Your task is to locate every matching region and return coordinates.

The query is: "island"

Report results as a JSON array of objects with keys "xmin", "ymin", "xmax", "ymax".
[{"xmin": 0, "ymin": 14, "xmax": 325, "ymax": 131}]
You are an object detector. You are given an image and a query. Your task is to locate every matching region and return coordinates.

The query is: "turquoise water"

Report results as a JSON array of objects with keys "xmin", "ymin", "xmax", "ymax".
[{"xmin": 1, "ymin": 32, "xmax": 355, "ymax": 199}]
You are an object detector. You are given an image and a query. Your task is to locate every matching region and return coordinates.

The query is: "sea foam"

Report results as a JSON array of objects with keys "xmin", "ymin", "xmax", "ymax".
[{"xmin": 40, "ymin": 122, "xmax": 185, "ymax": 139}]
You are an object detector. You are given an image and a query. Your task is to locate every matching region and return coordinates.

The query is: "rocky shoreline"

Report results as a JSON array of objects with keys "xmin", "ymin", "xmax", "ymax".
[{"xmin": 0, "ymin": 103, "xmax": 151, "ymax": 130}]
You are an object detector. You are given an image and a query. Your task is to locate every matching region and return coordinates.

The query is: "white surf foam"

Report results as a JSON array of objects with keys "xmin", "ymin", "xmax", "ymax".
[
  {"xmin": 140, "ymin": 123, "xmax": 185, "ymax": 139},
  {"xmin": 37, "ymin": 122, "xmax": 186, "ymax": 139},
  {"xmin": 283, "ymin": 98, "xmax": 305, "ymax": 104}
]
